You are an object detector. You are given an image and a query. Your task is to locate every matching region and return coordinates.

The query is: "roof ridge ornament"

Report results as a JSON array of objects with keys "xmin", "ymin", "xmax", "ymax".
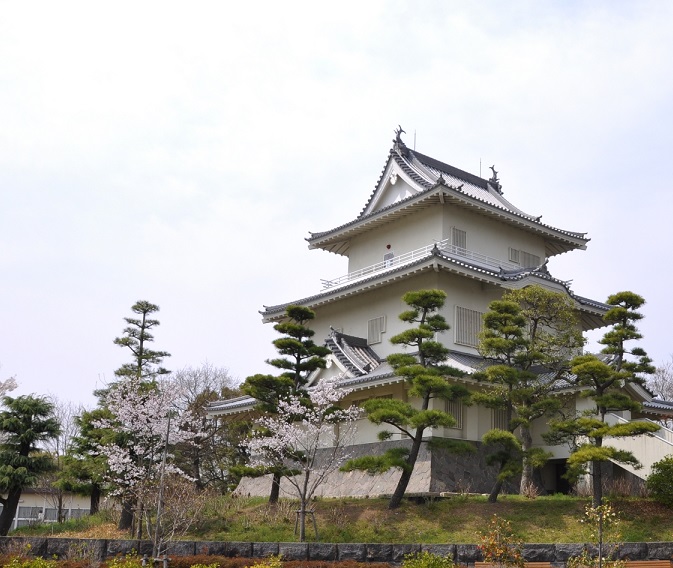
[
  {"xmin": 393, "ymin": 124, "xmax": 410, "ymax": 158},
  {"xmin": 489, "ymin": 164, "xmax": 503, "ymax": 194}
]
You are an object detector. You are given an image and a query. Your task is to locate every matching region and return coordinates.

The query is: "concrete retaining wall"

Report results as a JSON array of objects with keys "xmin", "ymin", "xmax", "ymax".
[{"xmin": 1, "ymin": 537, "xmax": 672, "ymax": 564}]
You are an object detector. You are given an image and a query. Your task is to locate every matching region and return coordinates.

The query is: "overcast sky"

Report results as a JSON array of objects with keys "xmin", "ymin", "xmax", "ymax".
[{"xmin": 1, "ymin": 1, "xmax": 672, "ymax": 407}]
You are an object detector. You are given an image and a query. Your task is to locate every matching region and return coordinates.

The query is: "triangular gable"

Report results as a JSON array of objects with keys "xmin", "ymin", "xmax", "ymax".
[{"xmin": 361, "ymin": 152, "xmax": 428, "ymax": 216}]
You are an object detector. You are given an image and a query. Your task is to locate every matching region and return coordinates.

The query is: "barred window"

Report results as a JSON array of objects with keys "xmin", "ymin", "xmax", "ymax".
[
  {"xmin": 367, "ymin": 316, "xmax": 386, "ymax": 345},
  {"xmin": 492, "ymin": 408, "xmax": 509, "ymax": 430},
  {"xmin": 445, "ymin": 399, "xmax": 463, "ymax": 429},
  {"xmin": 452, "ymin": 227, "xmax": 467, "ymax": 254},
  {"xmin": 520, "ymin": 250, "xmax": 541, "ymax": 268},
  {"xmin": 455, "ymin": 306, "xmax": 484, "ymax": 348},
  {"xmin": 508, "ymin": 247, "xmax": 520, "ymax": 263}
]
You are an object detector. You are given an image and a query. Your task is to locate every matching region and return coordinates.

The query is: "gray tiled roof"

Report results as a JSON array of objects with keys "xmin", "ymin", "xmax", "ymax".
[
  {"xmin": 325, "ymin": 329, "xmax": 382, "ymax": 376},
  {"xmin": 262, "ymin": 246, "xmax": 609, "ymax": 318},
  {"xmin": 309, "ymin": 143, "xmax": 587, "ymax": 244}
]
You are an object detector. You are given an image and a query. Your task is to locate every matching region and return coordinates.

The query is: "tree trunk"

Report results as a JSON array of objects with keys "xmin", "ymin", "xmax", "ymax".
[
  {"xmin": 592, "ymin": 460, "xmax": 603, "ymax": 508},
  {"xmin": 118, "ymin": 499, "xmax": 134, "ymax": 531},
  {"xmin": 519, "ymin": 426, "xmax": 534, "ymax": 494},
  {"xmin": 269, "ymin": 472, "xmax": 281, "ymax": 504},
  {"xmin": 592, "ymin": 436, "xmax": 603, "ymax": 508},
  {"xmin": 388, "ymin": 428, "xmax": 423, "ymax": 509},
  {"xmin": 90, "ymin": 485, "xmax": 101, "ymax": 515},
  {"xmin": 0, "ymin": 488, "xmax": 22, "ymax": 536},
  {"xmin": 488, "ymin": 478, "xmax": 504, "ymax": 503}
]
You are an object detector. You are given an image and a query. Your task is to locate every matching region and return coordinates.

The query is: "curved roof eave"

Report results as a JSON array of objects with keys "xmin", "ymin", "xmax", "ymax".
[
  {"xmin": 261, "ymin": 250, "xmax": 608, "ymax": 326},
  {"xmin": 307, "ymin": 183, "xmax": 588, "ymax": 257}
]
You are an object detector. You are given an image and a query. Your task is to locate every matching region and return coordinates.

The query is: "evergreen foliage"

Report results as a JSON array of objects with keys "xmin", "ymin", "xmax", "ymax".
[
  {"xmin": 474, "ymin": 285, "xmax": 583, "ymax": 501},
  {"xmin": 0, "ymin": 395, "xmax": 60, "ymax": 535},
  {"xmin": 544, "ymin": 291, "xmax": 659, "ymax": 507},
  {"xmin": 647, "ymin": 455, "xmax": 673, "ymax": 507},
  {"xmin": 241, "ymin": 305, "xmax": 331, "ymax": 502},
  {"xmin": 343, "ymin": 289, "xmax": 471, "ymax": 509}
]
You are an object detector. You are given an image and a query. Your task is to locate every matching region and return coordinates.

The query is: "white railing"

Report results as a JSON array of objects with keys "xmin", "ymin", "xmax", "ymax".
[{"xmin": 321, "ymin": 238, "xmax": 520, "ymax": 289}]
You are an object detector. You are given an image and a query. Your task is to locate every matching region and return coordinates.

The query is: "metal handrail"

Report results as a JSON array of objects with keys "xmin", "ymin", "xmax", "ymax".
[{"xmin": 321, "ymin": 239, "xmax": 520, "ymax": 289}]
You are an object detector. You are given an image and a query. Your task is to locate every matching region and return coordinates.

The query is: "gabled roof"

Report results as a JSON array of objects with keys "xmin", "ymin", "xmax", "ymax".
[
  {"xmin": 262, "ymin": 245, "xmax": 609, "ymax": 330},
  {"xmin": 324, "ymin": 329, "xmax": 382, "ymax": 377},
  {"xmin": 307, "ymin": 137, "xmax": 588, "ymax": 258}
]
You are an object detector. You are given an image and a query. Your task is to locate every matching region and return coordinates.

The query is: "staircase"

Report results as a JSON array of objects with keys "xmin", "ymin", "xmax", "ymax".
[{"xmin": 605, "ymin": 413, "xmax": 673, "ymax": 479}]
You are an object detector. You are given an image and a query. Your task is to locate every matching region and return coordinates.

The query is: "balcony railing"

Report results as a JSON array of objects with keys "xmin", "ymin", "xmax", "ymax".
[{"xmin": 321, "ymin": 238, "xmax": 521, "ymax": 289}]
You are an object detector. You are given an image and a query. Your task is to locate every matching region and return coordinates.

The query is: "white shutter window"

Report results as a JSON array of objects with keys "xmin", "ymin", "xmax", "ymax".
[
  {"xmin": 520, "ymin": 250, "xmax": 541, "ymax": 268},
  {"xmin": 446, "ymin": 399, "xmax": 463, "ymax": 429},
  {"xmin": 367, "ymin": 316, "xmax": 386, "ymax": 345},
  {"xmin": 455, "ymin": 306, "xmax": 484, "ymax": 348},
  {"xmin": 452, "ymin": 227, "xmax": 467, "ymax": 254},
  {"xmin": 508, "ymin": 247, "xmax": 520, "ymax": 263},
  {"xmin": 492, "ymin": 408, "xmax": 509, "ymax": 430}
]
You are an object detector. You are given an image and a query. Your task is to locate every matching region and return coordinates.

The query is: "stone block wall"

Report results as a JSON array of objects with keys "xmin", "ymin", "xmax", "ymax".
[
  {"xmin": 235, "ymin": 438, "xmax": 508, "ymax": 498},
  {"xmin": 1, "ymin": 537, "xmax": 672, "ymax": 564}
]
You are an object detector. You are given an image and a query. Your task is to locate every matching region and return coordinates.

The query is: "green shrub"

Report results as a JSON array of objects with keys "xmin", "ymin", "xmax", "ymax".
[
  {"xmin": 402, "ymin": 551, "xmax": 454, "ymax": 568},
  {"xmin": 4, "ymin": 557, "xmax": 58, "ymax": 568},
  {"xmin": 103, "ymin": 554, "xmax": 143, "ymax": 568},
  {"xmin": 647, "ymin": 455, "xmax": 673, "ymax": 507}
]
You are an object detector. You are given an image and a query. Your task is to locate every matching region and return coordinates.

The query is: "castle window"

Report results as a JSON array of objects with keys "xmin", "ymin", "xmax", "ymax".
[
  {"xmin": 445, "ymin": 398, "xmax": 463, "ymax": 429},
  {"xmin": 452, "ymin": 227, "xmax": 467, "ymax": 254},
  {"xmin": 492, "ymin": 408, "xmax": 509, "ymax": 430},
  {"xmin": 367, "ymin": 315, "xmax": 386, "ymax": 345},
  {"xmin": 509, "ymin": 247, "xmax": 520, "ymax": 263},
  {"xmin": 520, "ymin": 250, "xmax": 541, "ymax": 268},
  {"xmin": 455, "ymin": 306, "xmax": 483, "ymax": 348}
]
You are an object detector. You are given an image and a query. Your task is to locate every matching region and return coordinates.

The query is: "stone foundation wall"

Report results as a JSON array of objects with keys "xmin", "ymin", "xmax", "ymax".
[
  {"xmin": 1, "ymin": 536, "xmax": 672, "ymax": 564},
  {"xmin": 235, "ymin": 439, "xmax": 509, "ymax": 498}
]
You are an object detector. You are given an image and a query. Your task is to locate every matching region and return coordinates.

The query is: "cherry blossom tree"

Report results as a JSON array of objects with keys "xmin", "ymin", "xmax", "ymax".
[
  {"xmin": 244, "ymin": 376, "xmax": 361, "ymax": 541},
  {"xmin": 94, "ymin": 375, "xmax": 201, "ymax": 553}
]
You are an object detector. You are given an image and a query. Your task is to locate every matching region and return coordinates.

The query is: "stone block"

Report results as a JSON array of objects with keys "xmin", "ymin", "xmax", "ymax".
[
  {"xmin": 105, "ymin": 539, "xmax": 141, "ymax": 558},
  {"xmin": 195, "ymin": 541, "xmax": 228, "ymax": 556},
  {"xmin": 554, "ymin": 544, "xmax": 586, "ymax": 561},
  {"xmin": 279, "ymin": 542, "xmax": 308, "ymax": 560},
  {"xmin": 456, "ymin": 544, "xmax": 482, "ymax": 564},
  {"xmin": 226, "ymin": 541, "xmax": 253, "ymax": 558},
  {"xmin": 615, "ymin": 543, "xmax": 648, "ymax": 560},
  {"xmin": 253, "ymin": 542, "xmax": 279, "ymax": 557},
  {"xmin": 422, "ymin": 544, "xmax": 456, "ymax": 559},
  {"xmin": 46, "ymin": 538, "xmax": 103, "ymax": 560},
  {"xmin": 647, "ymin": 542, "xmax": 673, "ymax": 560},
  {"xmin": 366, "ymin": 543, "xmax": 393, "ymax": 562},
  {"xmin": 309, "ymin": 542, "xmax": 337, "ymax": 561},
  {"xmin": 392, "ymin": 544, "xmax": 422, "ymax": 563},
  {"xmin": 523, "ymin": 544, "xmax": 555, "ymax": 562},
  {"xmin": 138, "ymin": 540, "xmax": 153, "ymax": 557},
  {"xmin": 338, "ymin": 543, "xmax": 367, "ymax": 561},
  {"xmin": 165, "ymin": 541, "xmax": 195, "ymax": 557}
]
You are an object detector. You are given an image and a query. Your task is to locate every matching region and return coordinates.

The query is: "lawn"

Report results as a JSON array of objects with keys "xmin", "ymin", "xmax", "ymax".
[{"xmin": 13, "ymin": 494, "xmax": 673, "ymax": 544}]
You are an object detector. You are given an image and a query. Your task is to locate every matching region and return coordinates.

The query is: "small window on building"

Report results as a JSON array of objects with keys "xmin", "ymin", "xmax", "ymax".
[
  {"xmin": 520, "ymin": 250, "xmax": 541, "ymax": 268},
  {"xmin": 452, "ymin": 227, "xmax": 467, "ymax": 254},
  {"xmin": 455, "ymin": 306, "xmax": 484, "ymax": 348},
  {"xmin": 383, "ymin": 251, "xmax": 394, "ymax": 267},
  {"xmin": 508, "ymin": 247, "xmax": 520, "ymax": 263},
  {"xmin": 368, "ymin": 316, "xmax": 386, "ymax": 345},
  {"xmin": 492, "ymin": 408, "xmax": 509, "ymax": 430},
  {"xmin": 446, "ymin": 399, "xmax": 463, "ymax": 429}
]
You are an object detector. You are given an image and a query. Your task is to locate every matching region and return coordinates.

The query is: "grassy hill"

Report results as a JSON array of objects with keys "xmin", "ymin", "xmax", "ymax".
[{"xmin": 13, "ymin": 494, "xmax": 673, "ymax": 544}]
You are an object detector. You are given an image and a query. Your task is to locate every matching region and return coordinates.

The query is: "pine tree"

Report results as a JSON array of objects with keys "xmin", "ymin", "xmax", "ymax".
[
  {"xmin": 544, "ymin": 291, "xmax": 659, "ymax": 507},
  {"xmin": 474, "ymin": 285, "xmax": 583, "ymax": 501},
  {"xmin": 343, "ymin": 289, "xmax": 472, "ymax": 509},
  {"xmin": 241, "ymin": 305, "xmax": 331, "ymax": 502},
  {"xmin": 0, "ymin": 395, "xmax": 60, "ymax": 535}
]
